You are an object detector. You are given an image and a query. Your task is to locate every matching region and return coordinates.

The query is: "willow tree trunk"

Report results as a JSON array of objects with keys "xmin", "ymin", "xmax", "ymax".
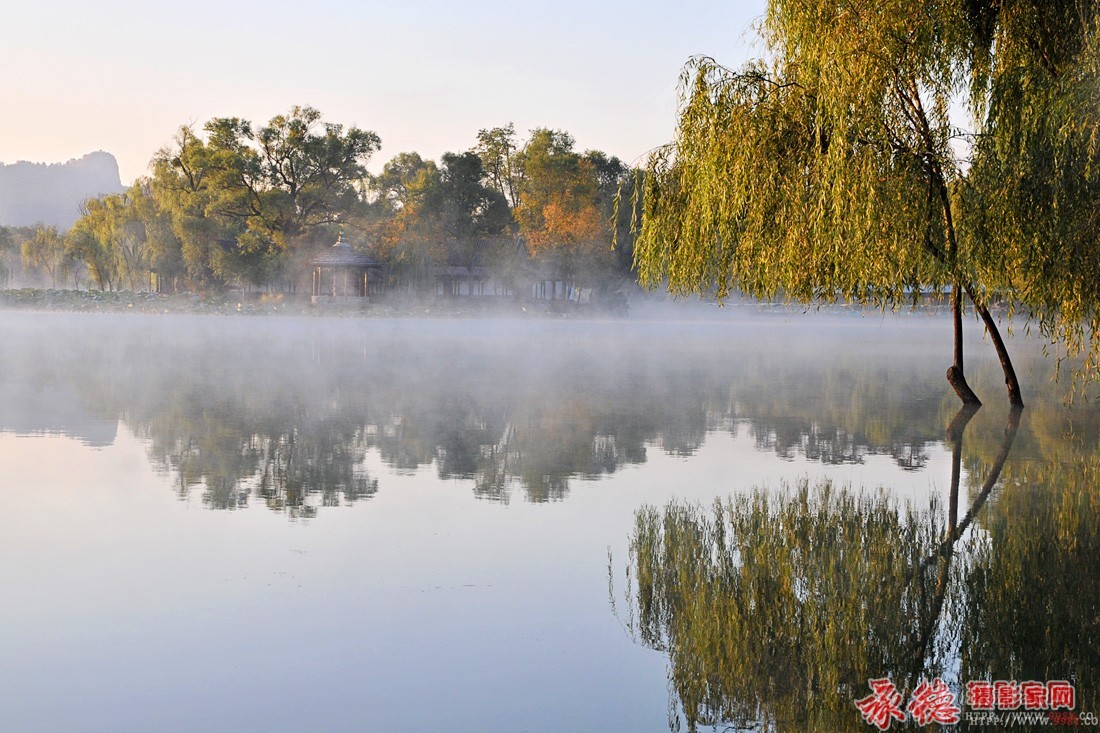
[
  {"xmin": 933, "ymin": 170, "xmax": 1022, "ymax": 408},
  {"xmin": 946, "ymin": 284, "xmax": 982, "ymax": 405},
  {"xmin": 964, "ymin": 284, "xmax": 1025, "ymax": 408}
]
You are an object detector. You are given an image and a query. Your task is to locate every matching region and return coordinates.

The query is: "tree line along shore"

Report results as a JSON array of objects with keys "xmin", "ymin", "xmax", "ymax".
[{"xmin": 0, "ymin": 114, "xmax": 638, "ymax": 310}]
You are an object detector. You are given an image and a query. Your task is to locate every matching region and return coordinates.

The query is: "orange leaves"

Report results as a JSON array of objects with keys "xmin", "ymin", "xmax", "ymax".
[{"xmin": 526, "ymin": 198, "xmax": 608, "ymax": 255}]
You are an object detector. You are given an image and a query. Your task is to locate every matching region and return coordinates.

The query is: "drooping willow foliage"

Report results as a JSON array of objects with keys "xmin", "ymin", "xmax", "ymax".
[
  {"xmin": 963, "ymin": 2, "xmax": 1100, "ymax": 387},
  {"xmin": 634, "ymin": 0, "xmax": 1100, "ymax": 387},
  {"xmin": 621, "ymin": 481, "xmax": 961, "ymax": 731},
  {"xmin": 635, "ymin": 59, "xmax": 947, "ymax": 306}
]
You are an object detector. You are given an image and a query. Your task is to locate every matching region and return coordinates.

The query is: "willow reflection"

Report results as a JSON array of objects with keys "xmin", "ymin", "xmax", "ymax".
[
  {"xmin": 959, "ymin": 448, "xmax": 1100, "ymax": 720},
  {"xmin": 611, "ymin": 405, "xmax": 1056, "ymax": 731}
]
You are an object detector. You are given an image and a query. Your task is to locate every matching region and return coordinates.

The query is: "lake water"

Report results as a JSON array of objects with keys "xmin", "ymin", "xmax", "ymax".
[{"xmin": 0, "ymin": 308, "xmax": 1096, "ymax": 732}]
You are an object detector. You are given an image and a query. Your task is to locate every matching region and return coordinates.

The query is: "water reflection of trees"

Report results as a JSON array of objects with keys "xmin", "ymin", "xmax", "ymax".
[
  {"xmin": 24, "ymin": 320, "xmax": 728, "ymax": 511},
  {"xmin": 7, "ymin": 315, "xmax": 1100, "ymax": 516},
  {"xmin": 145, "ymin": 395, "xmax": 378, "ymax": 517},
  {"xmin": 734, "ymin": 354, "xmax": 949, "ymax": 470},
  {"xmin": 614, "ymin": 405, "xmax": 1098, "ymax": 731},
  {"xmin": 960, "ymin": 453, "xmax": 1100, "ymax": 723},
  {"xmin": 620, "ymin": 482, "xmax": 953, "ymax": 730},
  {"xmin": 101, "ymin": 321, "xmax": 963, "ymax": 511},
  {"xmin": 142, "ymin": 346, "xmax": 949, "ymax": 510}
]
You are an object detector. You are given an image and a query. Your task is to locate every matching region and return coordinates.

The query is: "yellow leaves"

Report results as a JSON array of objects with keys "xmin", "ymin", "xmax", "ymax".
[
  {"xmin": 542, "ymin": 200, "xmax": 605, "ymax": 246},
  {"xmin": 522, "ymin": 195, "xmax": 610, "ymax": 258}
]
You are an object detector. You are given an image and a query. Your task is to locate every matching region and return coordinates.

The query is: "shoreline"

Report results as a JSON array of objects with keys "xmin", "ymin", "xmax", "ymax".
[{"xmin": 0, "ymin": 286, "xmax": 960, "ymax": 319}]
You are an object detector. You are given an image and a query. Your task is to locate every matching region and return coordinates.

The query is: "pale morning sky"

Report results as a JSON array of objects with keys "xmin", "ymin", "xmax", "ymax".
[{"xmin": 0, "ymin": 0, "xmax": 767, "ymax": 185}]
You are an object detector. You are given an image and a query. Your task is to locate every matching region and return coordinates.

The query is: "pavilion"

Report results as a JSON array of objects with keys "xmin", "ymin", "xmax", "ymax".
[{"xmin": 310, "ymin": 234, "xmax": 383, "ymax": 305}]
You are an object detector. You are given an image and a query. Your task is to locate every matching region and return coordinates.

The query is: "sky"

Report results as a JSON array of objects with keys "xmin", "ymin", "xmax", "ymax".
[{"xmin": 0, "ymin": 0, "xmax": 767, "ymax": 185}]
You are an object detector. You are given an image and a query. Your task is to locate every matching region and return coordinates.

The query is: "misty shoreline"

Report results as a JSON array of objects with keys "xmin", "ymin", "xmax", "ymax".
[
  {"xmin": 0, "ymin": 288, "xmax": 563, "ymax": 318},
  {"xmin": 0, "ymin": 286, "xmax": 960, "ymax": 321}
]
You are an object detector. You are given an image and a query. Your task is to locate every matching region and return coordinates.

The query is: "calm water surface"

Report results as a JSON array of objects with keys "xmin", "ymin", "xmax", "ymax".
[{"xmin": 0, "ymin": 308, "xmax": 1096, "ymax": 732}]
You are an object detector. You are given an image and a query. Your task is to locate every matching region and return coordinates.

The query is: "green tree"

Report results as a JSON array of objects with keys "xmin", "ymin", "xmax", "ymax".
[
  {"xmin": 437, "ymin": 151, "xmax": 513, "ymax": 239},
  {"xmin": 253, "ymin": 106, "xmax": 380, "ymax": 240},
  {"xmin": 21, "ymin": 225, "xmax": 75, "ymax": 287},
  {"xmin": 371, "ymin": 150, "xmax": 511, "ymax": 238},
  {"xmin": 131, "ymin": 180, "xmax": 187, "ymax": 292},
  {"xmin": 962, "ymin": 1, "xmax": 1100, "ymax": 393},
  {"xmin": 150, "ymin": 106, "xmax": 380, "ymax": 289},
  {"xmin": 372, "ymin": 151, "xmax": 437, "ymax": 212},
  {"xmin": 369, "ymin": 150, "xmax": 513, "ymax": 290},
  {"xmin": 149, "ymin": 125, "xmax": 244, "ymax": 288},
  {"xmin": 475, "ymin": 123, "xmax": 520, "ymax": 208},
  {"xmin": 66, "ymin": 185, "xmax": 158, "ymax": 291},
  {"xmin": 1, "ymin": 226, "xmax": 48, "ymax": 286},
  {"xmin": 633, "ymin": 2, "xmax": 1100, "ymax": 405},
  {"xmin": 369, "ymin": 152, "xmax": 446, "ymax": 289},
  {"xmin": 67, "ymin": 197, "xmax": 121, "ymax": 290},
  {"xmin": 513, "ymin": 128, "xmax": 588, "ymax": 240},
  {"xmin": 0, "ymin": 226, "xmax": 15, "ymax": 287}
]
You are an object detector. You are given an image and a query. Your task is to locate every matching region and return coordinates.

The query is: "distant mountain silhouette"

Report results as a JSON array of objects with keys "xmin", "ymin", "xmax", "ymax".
[{"xmin": 0, "ymin": 151, "xmax": 125, "ymax": 229}]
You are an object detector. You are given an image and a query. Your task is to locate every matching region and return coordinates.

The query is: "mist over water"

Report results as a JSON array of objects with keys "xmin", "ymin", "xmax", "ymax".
[
  {"xmin": 1, "ymin": 308, "xmax": 1096, "ymax": 731},
  {"xmin": 0, "ymin": 308, "xmax": 977, "ymax": 506}
]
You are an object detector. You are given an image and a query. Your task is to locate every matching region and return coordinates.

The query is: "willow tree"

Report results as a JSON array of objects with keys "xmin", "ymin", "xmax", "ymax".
[
  {"xmin": 634, "ymin": 1, "xmax": 1100, "ymax": 407},
  {"xmin": 963, "ymin": 1, "xmax": 1100, "ymax": 395}
]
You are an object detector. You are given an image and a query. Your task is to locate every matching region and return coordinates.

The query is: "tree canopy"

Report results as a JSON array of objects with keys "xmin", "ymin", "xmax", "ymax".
[
  {"xmin": 20, "ymin": 110, "xmax": 635, "ymax": 300},
  {"xmin": 367, "ymin": 149, "xmax": 515, "ymax": 287},
  {"xmin": 633, "ymin": 1, "xmax": 1100, "ymax": 400},
  {"xmin": 512, "ymin": 128, "xmax": 632, "ymax": 294},
  {"xmin": 963, "ymin": 1, "xmax": 1100, "ymax": 388},
  {"xmin": 150, "ymin": 106, "xmax": 380, "ymax": 288}
]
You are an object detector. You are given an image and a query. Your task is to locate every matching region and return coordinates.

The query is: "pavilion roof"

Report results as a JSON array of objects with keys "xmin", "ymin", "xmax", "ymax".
[{"xmin": 311, "ymin": 235, "xmax": 380, "ymax": 267}]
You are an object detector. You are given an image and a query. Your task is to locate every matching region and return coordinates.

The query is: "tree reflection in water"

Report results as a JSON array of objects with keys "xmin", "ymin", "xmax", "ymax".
[
  {"xmin": 614, "ymin": 404, "xmax": 1099, "ymax": 731},
  {"xmin": 90, "ymin": 321, "xmax": 958, "ymax": 513},
  {"xmin": 6, "ymin": 314, "xmax": 1100, "ymax": 523}
]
